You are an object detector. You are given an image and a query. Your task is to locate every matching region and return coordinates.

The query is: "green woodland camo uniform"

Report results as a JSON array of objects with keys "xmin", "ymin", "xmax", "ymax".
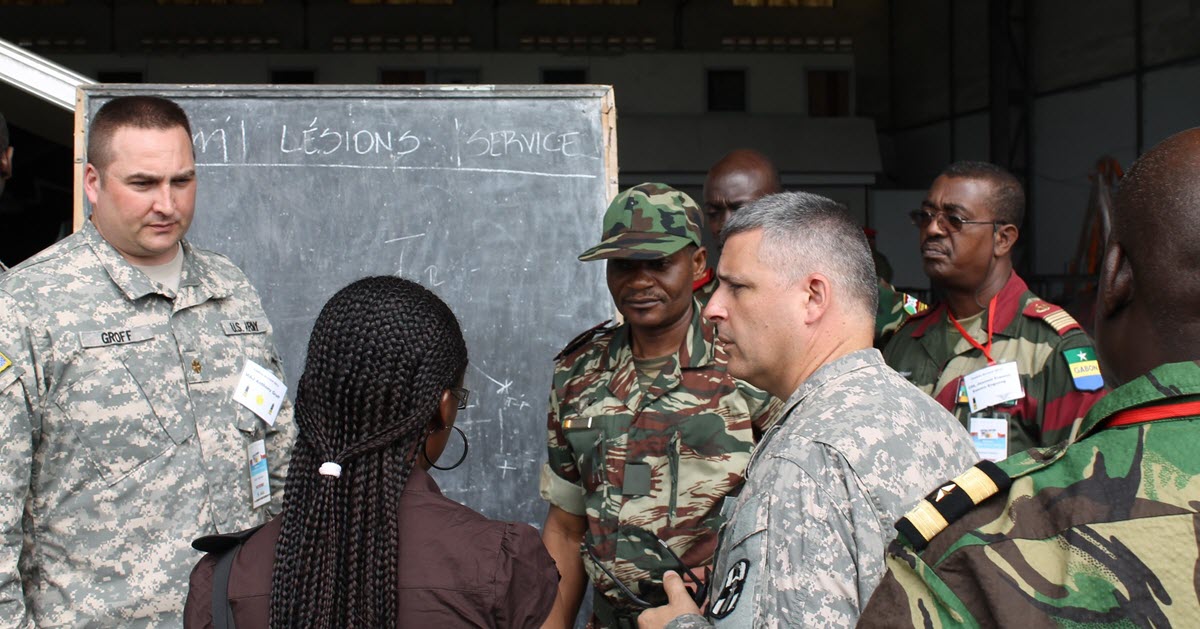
[
  {"xmin": 883, "ymin": 271, "xmax": 1106, "ymax": 458},
  {"xmin": 859, "ymin": 360, "xmax": 1200, "ymax": 627},
  {"xmin": 0, "ymin": 221, "xmax": 296, "ymax": 627},
  {"xmin": 541, "ymin": 304, "xmax": 778, "ymax": 625},
  {"xmin": 664, "ymin": 350, "xmax": 978, "ymax": 629}
]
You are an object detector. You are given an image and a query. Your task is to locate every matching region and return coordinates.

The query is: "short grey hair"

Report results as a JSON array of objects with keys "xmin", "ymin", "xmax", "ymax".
[{"xmin": 723, "ymin": 191, "xmax": 878, "ymax": 315}]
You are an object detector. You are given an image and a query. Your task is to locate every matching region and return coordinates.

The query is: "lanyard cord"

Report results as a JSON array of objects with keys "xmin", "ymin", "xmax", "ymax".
[
  {"xmin": 1103, "ymin": 400, "xmax": 1200, "ymax": 428},
  {"xmin": 948, "ymin": 293, "xmax": 999, "ymax": 365}
]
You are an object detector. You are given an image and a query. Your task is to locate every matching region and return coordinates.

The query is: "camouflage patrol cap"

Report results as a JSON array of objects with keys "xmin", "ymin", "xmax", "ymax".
[{"xmin": 578, "ymin": 182, "xmax": 704, "ymax": 261}]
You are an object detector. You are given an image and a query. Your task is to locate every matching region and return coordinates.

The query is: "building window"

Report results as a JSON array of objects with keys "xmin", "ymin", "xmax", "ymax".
[
  {"xmin": 807, "ymin": 69, "xmax": 850, "ymax": 117},
  {"xmin": 542, "ymin": 68, "xmax": 587, "ymax": 84},
  {"xmin": 707, "ymin": 69, "xmax": 746, "ymax": 112},
  {"xmin": 97, "ymin": 71, "xmax": 144, "ymax": 83},
  {"xmin": 271, "ymin": 69, "xmax": 316, "ymax": 84}
]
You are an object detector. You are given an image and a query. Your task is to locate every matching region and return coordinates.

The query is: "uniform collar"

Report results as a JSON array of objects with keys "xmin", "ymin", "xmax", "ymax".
[
  {"xmin": 1074, "ymin": 360, "xmax": 1200, "ymax": 439},
  {"xmin": 600, "ymin": 299, "xmax": 714, "ymax": 372},
  {"xmin": 778, "ymin": 348, "xmax": 885, "ymax": 420},
  {"xmin": 601, "ymin": 300, "xmax": 715, "ymax": 411},
  {"xmin": 909, "ymin": 271, "xmax": 1027, "ymax": 340},
  {"xmin": 82, "ymin": 219, "xmax": 231, "ymax": 305}
]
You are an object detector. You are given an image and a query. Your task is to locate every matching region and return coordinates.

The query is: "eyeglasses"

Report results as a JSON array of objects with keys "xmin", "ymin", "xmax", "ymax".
[
  {"xmin": 449, "ymin": 387, "xmax": 470, "ymax": 410},
  {"xmin": 582, "ymin": 526, "xmax": 708, "ymax": 609},
  {"xmin": 909, "ymin": 209, "xmax": 1005, "ymax": 233}
]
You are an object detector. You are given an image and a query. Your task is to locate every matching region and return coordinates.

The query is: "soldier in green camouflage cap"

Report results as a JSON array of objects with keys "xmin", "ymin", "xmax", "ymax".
[
  {"xmin": 859, "ymin": 127, "xmax": 1200, "ymax": 627},
  {"xmin": 541, "ymin": 182, "xmax": 779, "ymax": 628}
]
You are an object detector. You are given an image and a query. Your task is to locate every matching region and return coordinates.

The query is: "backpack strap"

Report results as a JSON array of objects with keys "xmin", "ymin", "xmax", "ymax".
[
  {"xmin": 211, "ymin": 544, "xmax": 241, "ymax": 629},
  {"xmin": 191, "ymin": 524, "xmax": 266, "ymax": 629}
]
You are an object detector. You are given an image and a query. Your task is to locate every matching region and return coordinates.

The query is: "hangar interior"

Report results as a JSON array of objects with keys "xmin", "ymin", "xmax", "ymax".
[{"xmin": 3, "ymin": 0, "xmax": 1200, "ymax": 300}]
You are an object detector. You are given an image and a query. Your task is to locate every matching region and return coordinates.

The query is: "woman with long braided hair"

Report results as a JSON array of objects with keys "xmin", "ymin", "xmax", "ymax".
[{"xmin": 185, "ymin": 276, "xmax": 558, "ymax": 628}]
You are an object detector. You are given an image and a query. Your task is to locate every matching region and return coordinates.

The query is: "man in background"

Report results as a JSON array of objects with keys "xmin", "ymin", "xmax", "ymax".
[{"xmin": 884, "ymin": 161, "xmax": 1106, "ymax": 460}]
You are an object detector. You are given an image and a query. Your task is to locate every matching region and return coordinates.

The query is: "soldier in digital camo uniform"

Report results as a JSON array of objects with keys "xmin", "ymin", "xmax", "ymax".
[
  {"xmin": 0, "ymin": 96, "xmax": 295, "ymax": 627},
  {"xmin": 884, "ymin": 161, "xmax": 1107, "ymax": 460},
  {"xmin": 638, "ymin": 191, "xmax": 977, "ymax": 629},
  {"xmin": 858, "ymin": 127, "xmax": 1200, "ymax": 629},
  {"xmin": 539, "ymin": 183, "xmax": 779, "ymax": 629}
]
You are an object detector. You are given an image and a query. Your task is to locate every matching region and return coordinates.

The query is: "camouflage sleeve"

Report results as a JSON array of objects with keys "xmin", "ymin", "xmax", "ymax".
[
  {"xmin": 664, "ymin": 613, "xmax": 713, "ymax": 629},
  {"xmin": 857, "ymin": 539, "xmax": 976, "ymax": 628},
  {"xmin": 538, "ymin": 384, "xmax": 586, "ymax": 515},
  {"xmin": 760, "ymin": 458, "xmax": 864, "ymax": 628},
  {"xmin": 1032, "ymin": 331, "xmax": 1108, "ymax": 448},
  {"xmin": 0, "ymin": 292, "xmax": 35, "ymax": 627}
]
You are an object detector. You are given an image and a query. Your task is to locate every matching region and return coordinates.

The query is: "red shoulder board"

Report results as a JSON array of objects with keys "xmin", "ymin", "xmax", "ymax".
[
  {"xmin": 555, "ymin": 320, "xmax": 615, "ymax": 361},
  {"xmin": 1022, "ymin": 300, "xmax": 1081, "ymax": 336}
]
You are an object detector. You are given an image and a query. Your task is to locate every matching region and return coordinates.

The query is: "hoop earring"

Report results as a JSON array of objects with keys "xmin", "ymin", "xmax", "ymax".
[{"xmin": 423, "ymin": 425, "xmax": 469, "ymax": 471}]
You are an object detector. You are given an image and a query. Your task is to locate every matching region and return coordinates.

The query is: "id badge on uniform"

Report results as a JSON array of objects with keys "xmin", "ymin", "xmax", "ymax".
[
  {"xmin": 233, "ymin": 359, "xmax": 287, "ymax": 426},
  {"xmin": 968, "ymin": 416, "xmax": 1008, "ymax": 462},
  {"xmin": 962, "ymin": 362, "xmax": 1024, "ymax": 413},
  {"xmin": 248, "ymin": 439, "xmax": 271, "ymax": 508}
]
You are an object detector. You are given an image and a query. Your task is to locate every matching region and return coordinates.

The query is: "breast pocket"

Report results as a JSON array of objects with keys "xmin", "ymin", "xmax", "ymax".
[
  {"xmin": 562, "ymin": 414, "xmax": 622, "ymax": 494},
  {"xmin": 188, "ymin": 322, "xmax": 284, "ymax": 439},
  {"xmin": 55, "ymin": 353, "xmax": 172, "ymax": 485}
]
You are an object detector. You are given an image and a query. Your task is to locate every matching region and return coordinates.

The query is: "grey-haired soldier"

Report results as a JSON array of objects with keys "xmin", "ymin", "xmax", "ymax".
[
  {"xmin": 639, "ymin": 192, "xmax": 978, "ymax": 629},
  {"xmin": 0, "ymin": 96, "xmax": 296, "ymax": 626}
]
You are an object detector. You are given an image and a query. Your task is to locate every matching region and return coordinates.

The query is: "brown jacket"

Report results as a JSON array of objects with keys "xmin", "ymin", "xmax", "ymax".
[{"xmin": 184, "ymin": 466, "xmax": 558, "ymax": 628}]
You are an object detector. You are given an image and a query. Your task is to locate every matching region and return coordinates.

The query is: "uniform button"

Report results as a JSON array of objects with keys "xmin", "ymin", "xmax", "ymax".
[{"xmin": 192, "ymin": 359, "xmax": 202, "ymax": 374}]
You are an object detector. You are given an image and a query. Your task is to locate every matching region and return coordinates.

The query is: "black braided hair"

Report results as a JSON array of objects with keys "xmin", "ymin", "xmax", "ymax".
[{"xmin": 268, "ymin": 276, "xmax": 468, "ymax": 628}]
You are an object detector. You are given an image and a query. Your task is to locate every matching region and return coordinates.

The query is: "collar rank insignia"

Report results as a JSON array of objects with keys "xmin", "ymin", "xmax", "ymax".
[{"xmin": 894, "ymin": 461, "xmax": 1012, "ymax": 552}]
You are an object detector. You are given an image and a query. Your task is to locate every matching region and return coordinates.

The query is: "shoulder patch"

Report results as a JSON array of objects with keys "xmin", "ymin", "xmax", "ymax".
[
  {"xmin": 1063, "ymin": 346, "xmax": 1104, "ymax": 391},
  {"xmin": 554, "ymin": 320, "xmax": 615, "ymax": 361},
  {"xmin": 1022, "ymin": 300, "xmax": 1081, "ymax": 336},
  {"xmin": 894, "ymin": 461, "xmax": 1012, "ymax": 552},
  {"xmin": 0, "ymin": 351, "xmax": 10, "ymax": 375}
]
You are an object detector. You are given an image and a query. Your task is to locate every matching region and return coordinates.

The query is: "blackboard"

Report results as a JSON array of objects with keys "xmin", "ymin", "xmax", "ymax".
[{"xmin": 75, "ymin": 85, "xmax": 618, "ymax": 527}]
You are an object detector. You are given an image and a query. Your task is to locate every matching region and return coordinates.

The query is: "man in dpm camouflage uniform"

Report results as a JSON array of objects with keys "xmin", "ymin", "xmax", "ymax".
[
  {"xmin": 540, "ymin": 183, "xmax": 778, "ymax": 629},
  {"xmin": 884, "ymin": 161, "xmax": 1106, "ymax": 460},
  {"xmin": 639, "ymin": 192, "xmax": 977, "ymax": 629},
  {"xmin": 0, "ymin": 96, "xmax": 295, "ymax": 627},
  {"xmin": 858, "ymin": 127, "xmax": 1200, "ymax": 628}
]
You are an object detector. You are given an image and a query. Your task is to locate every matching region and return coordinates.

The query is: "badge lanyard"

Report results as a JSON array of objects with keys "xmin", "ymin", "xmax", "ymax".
[
  {"xmin": 948, "ymin": 294, "xmax": 999, "ymax": 365},
  {"xmin": 1103, "ymin": 400, "xmax": 1200, "ymax": 428}
]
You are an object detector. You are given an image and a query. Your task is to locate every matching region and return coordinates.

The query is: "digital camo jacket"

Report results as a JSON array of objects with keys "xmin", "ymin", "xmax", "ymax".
[
  {"xmin": 883, "ymin": 271, "xmax": 1107, "ymax": 457},
  {"xmin": 539, "ymin": 302, "xmax": 778, "ymax": 616},
  {"xmin": 859, "ymin": 360, "xmax": 1200, "ymax": 628},
  {"xmin": 0, "ymin": 221, "xmax": 296, "ymax": 627},
  {"xmin": 665, "ymin": 349, "xmax": 978, "ymax": 629}
]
